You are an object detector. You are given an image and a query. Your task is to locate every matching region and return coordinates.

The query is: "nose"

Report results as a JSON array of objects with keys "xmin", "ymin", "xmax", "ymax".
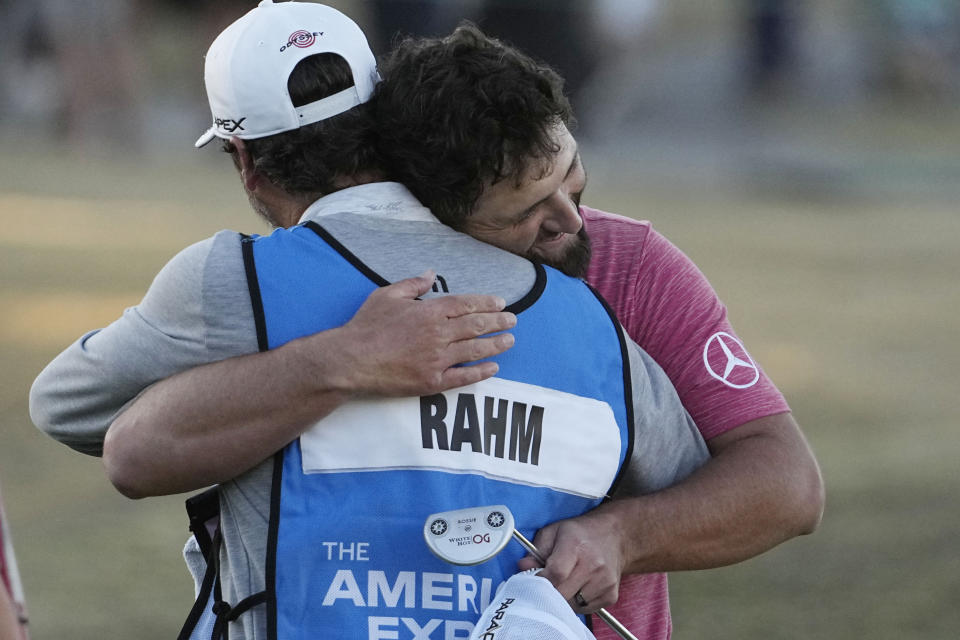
[{"xmin": 541, "ymin": 193, "xmax": 582, "ymax": 235}]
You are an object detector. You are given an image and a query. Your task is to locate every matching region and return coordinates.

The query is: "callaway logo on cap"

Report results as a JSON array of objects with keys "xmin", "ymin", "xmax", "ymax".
[{"xmin": 195, "ymin": 0, "xmax": 380, "ymax": 148}]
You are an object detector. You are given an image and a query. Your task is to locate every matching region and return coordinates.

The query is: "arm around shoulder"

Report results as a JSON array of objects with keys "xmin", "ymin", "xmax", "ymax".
[{"xmin": 102, "ymin": 271, "xmax": 518, "ymax": 498}]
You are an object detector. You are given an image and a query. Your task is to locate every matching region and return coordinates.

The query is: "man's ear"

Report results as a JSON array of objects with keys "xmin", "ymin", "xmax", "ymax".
[{"xmin": 232, "ymin": 137, "xmax": 259, "ymax": 192}]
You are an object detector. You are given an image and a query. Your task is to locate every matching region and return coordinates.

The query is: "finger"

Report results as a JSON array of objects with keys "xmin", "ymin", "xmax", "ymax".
[
  {"xmin": 382, "ymin": 270, "xmax": 437, "ymax": 300},
  {"xmin": 446, "ymin": 311, "xmax": 517, "ymax": 341},
  {"xmin": 436, "ymin": 294, "xmax": 508, "ymax": 317},
  {"xmin": 516, "ymin": 555, "xmax": 543, "ymax": 572},
  {"xmin": 437, "ymin": 361, "xmax": 500, "ymax": 390},
  {"xmin": 530, "ymin": 524, "xmax": 559, "ymax": 561},
  {"xmin": 557, "ymin": 549, "xmax": 615, "ymax": 605},
  {"xmin": 529, "ymin": 531, "xmax": 573, "ymax": 589},
  {"xmin": 540, "ymin": 560, "xmax": 582, "ymax": 601},
  {"xmin": 445, "ymin": 334, "xmax": 515, "ymax": 366},
  {"xmin": 562, "ymin": 543, "xmax": 621, "ymax": 612},
  {"xmin": 534, "ymin": 532, "xmax": 583, "ymax": 597},
  {"xmin": 572, "ymin": 590, "xmax": 590, "ymax": 612},
  {"xmin": 571, "ymin": 573, "xmax": 619, "ymax": 613},
  {"xmin": 571, "ymin": 594, "xmax": 600, "ymax": 615}
]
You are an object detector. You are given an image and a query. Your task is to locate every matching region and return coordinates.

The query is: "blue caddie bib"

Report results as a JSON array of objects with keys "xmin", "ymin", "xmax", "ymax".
[{"xmin": 234, "ymin": 222, "xmax": 633, "ymax": 639}]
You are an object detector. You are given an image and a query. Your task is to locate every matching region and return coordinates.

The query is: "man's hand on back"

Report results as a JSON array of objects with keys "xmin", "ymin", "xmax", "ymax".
[{"xmin": 322, "ymin": 270, "xmax": 517, "ymax": 397}]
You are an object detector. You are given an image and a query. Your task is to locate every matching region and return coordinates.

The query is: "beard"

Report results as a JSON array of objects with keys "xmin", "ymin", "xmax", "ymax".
[
  {"xmin": 246, "ymin": 191, "xmax": 287, "ymax": 229},
  {"xmin": 527, "ymin": 227, "xmax": 592, "ymax": 278}
]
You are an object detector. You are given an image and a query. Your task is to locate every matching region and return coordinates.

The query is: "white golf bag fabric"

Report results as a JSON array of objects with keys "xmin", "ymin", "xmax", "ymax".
[{"xmin": 469, "ymin": 569, "xmax": 596, "ymax": 640}]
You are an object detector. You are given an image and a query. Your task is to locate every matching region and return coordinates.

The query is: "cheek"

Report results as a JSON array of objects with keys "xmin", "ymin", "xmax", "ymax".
[
  {"xmin": 470, "ymin": 227, "xmax": 528, "ymax": 254},
  {"xmin": 494, "ymin": 232, "xmax": 529, "ymax": 254},
  {"xmin": 504, "ymin": 223, "xmax": 541, "ymax": 252}
]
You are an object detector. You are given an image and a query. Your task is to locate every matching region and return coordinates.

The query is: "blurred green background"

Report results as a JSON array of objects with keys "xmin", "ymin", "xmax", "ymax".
[{"xmin": 2, "ymin": 0, "xmax": 959, "ymax": 638}]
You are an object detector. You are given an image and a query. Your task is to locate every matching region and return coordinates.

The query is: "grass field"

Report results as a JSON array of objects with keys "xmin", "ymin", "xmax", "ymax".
[{"xmin": 1, "ymin": 143, "xmax": 958, "ymax": 639}]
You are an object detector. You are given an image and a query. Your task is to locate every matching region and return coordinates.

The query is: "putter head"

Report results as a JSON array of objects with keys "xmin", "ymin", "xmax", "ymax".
[{"xmin": 423, "ymin": 505, "xmax": 515, "ymax": 566}]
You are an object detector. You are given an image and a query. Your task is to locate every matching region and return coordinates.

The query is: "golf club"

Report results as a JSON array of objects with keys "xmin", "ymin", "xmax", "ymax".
[{"xmin": 423, "ymin": 505, "xmax": 639, "ymax": 640}]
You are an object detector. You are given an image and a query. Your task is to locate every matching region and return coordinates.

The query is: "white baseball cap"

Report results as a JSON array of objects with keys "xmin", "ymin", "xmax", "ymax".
[
  {"xmin": 194, "ymin": 0, "xmax": 380, "ymax": 148},
  {"xmin": 469, "ymin": 570, "xmax": 597, "ymax": 640}
]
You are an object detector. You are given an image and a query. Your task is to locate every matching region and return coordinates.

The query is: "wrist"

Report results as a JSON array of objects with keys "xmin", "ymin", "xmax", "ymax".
[
  {"xmin": 595, "ymin": 498, "xmax": 648, "ymax": 574},
  {"xmin": 282, "ymin": 328, "xmax": 361, "ymax": 399}
]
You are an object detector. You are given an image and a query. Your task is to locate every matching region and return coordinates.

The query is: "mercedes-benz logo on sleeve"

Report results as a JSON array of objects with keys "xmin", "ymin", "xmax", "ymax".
[{"xmin": 703, "ymin": 332, "xmax": 760, "ymax": 389}]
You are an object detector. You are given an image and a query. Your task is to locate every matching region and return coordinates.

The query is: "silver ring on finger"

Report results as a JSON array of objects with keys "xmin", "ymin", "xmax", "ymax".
[{"xmin": 574, "ymin": 590, "xmax": 588, "ymax": 608}]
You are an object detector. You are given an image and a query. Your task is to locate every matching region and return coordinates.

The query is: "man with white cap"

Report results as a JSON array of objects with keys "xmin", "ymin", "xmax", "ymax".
[
  {"xmin": 31, "ymin": 2, "xmax": 709, "ymax": 638},
  {"xmin": 192, "ymin": 0, "xmax": 379, "ymax": 151}
]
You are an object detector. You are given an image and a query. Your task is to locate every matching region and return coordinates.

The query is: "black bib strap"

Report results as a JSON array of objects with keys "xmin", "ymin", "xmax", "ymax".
[
  {"xmin": 185, "ymin": 487, "xmax": 221, "ymax": 559},
  {"xmin": 227, "ymin": 592, "xmax": 268, "ymax": 621},
  {"xmin": 177, "ymin": 527, "xmax": 221, "ymax": 640},
  {"xmin": 209, "ymin": 589, "xmax": 268, "ymax": 639},
  {"xmin": 208, "ymin": 533, "xmax": 268, "ymax": 640},
  {"xmin": 176, "ymin": 506, "xmax": 268, "ymax": 640}
]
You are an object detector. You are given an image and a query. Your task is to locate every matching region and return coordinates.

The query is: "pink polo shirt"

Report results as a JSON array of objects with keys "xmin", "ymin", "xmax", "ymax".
[{"xmin": 582, "ymin": 207, "xmax": 789, "ymax": 639}]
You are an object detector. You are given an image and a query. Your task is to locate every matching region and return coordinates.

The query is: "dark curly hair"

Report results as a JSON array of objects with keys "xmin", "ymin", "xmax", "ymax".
[
  {"xmin": 374, "ymin": 23, "xmax": 574, "ymax": 229},
  {"xmin": 222, "ymin": 52, "xmax": 382, "ymax": 201}
]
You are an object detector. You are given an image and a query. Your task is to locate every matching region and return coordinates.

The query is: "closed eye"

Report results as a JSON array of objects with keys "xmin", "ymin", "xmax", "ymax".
[{"xmin": 515, "ymin": 206, "xmax": 537, "ymax": 223}]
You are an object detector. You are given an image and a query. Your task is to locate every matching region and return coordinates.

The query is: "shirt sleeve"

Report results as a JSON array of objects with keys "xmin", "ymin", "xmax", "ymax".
[
  {"xmin": 617, "ymin": 339, "xmax": 710, "ymax": 497},
  {"xmin": 583, "ymin": 208, "xmax": 790, "ymax": 440},
  {"xmin": 28, "ymin": 231, "xmax": 258, "ymax": 456}
]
